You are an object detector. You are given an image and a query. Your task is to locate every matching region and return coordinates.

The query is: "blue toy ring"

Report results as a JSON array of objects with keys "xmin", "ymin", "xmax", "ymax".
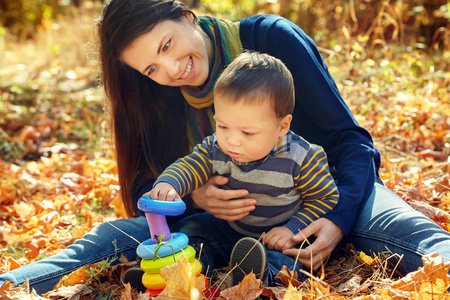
[
  {"xmin": 137, "ymin": 232, "xmax": 189, "ymax": 259},
  {"xmin": 138, "ymin": 196, "xmax": 186, "ymax": 216}
]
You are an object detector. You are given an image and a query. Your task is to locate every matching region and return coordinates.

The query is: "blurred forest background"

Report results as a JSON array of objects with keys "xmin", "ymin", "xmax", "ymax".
[{"xmin": 0, "ymin": 0, "xmax": 449, "ymax": 299}]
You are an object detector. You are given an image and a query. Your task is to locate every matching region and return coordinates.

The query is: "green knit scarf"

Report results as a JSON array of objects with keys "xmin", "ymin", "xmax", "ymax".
[{"xmin": 180, "ymin": 16, "xmax": 243, "ymax": 109}]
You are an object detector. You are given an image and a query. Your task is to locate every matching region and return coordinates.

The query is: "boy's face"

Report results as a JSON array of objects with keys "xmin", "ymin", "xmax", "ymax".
[{"xmin": 214, "ymin": 95, "xmax": 291, "ymax": 163}]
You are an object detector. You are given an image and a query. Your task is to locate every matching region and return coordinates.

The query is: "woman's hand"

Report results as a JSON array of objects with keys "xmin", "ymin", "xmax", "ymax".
[
  {"xmin": 145, "ymin": 182, "xmax": 180, "ymax": 201},
  {"xmin": 190, "ymin": 175, "xmax": 257, "ymax": 221},
  {"xmin": 282, "ymin": 218, "xmax": 344, "ymax": 271},
  {"xmin": 262, "ymin": 226, "xmax": 294, "ymax": 251}
]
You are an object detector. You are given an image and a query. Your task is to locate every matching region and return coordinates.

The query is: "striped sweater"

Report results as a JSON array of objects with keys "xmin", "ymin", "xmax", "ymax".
[{"xmin": 155, "ymin": 130, "xmax": 339, "ymax": 237}]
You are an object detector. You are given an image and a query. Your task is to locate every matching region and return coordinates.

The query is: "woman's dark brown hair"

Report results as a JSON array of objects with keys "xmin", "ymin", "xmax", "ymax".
[{"xmin": 98, "ymin": 0, "xmax": 194, "ymax": 217}]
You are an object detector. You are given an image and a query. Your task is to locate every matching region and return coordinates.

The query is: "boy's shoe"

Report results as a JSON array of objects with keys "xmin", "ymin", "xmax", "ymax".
[
  {"xmin": 122, "ymin": 266, "xmax": 146, "ymax": 293},
  {"xmin": 229, "ymin": 237, "xmax": 268, "ymax": 286}
]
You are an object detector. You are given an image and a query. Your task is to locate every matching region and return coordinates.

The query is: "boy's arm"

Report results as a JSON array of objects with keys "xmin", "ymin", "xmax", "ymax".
[
  {"xmin": 154, "ymin": 135, "xmax": 215, "ymax": 198},
  {"xmin": 284, "ymin": 144, "xmax": 340, "ymax": 234}
]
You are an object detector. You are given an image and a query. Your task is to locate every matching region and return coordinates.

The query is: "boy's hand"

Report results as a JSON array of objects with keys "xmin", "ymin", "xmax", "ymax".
[
  {"xmin": 282, "ymin": 218, "xmax": 343, "ymax": 271},
  {"xmin": 262, "ymin": 226, "xmax": 295, "ymax": 251},
  {"xmin": 145, "ymin": 182, "xmax": 180, "ymax": 201}
]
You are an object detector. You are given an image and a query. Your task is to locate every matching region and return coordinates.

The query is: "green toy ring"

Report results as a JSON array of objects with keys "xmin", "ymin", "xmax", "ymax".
[
  {"xmin": 141, "ymin": 245, "xmax": 196, "ymax": 273},
  {"xmin": 142, "ymin": 259, "xmax": 202, "ymax": 290}
]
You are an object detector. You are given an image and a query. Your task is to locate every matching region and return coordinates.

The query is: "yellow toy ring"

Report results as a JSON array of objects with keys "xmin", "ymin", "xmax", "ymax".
[
  {"xmin": 141, "ymin": 245, "xmax": 196, "ymax": 273},
  {"xmin": 142, "ymin": 259, "xmax": 202, "ymax": 290}
]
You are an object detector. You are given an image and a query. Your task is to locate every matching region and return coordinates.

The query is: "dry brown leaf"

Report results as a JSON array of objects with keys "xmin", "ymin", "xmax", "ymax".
[
  {"xmin": 388, "ymin": 252, "xmax": 450, "ymax": 297},
  {"xmin": 120, "ymin": 282, "xmax": 133, "ymax": 300},
  {"xmin": 261, "ymin": 286, "xmax": 286, "ymax": 299},
  {"xmin": 408, "ymin": 200, "xmax": 450, "ymax": 222},
  {"xmin": 334, "ymin": 275, "xmax": 362, "ymax": 293},
  {"xmin": 220, "ymin": 272, "xmax": 262, "ymax": 300},
  {"xmin": 157, "ymin": 254, "xmax": 206, "ymax": 300},
  {"xmin": 44, "ymin": 284, "xmax": 94, "ymax": 299},
  {"xmin": 13, "ymin": 201, "xmax": 36, "ymax": 221},
  {"xmin": 275, "ymin": 265, "xmax": 302, "ymax": 288},
  {"xmin": 53, "ymin": 263, "xmax": 96, "ymax": 289}
]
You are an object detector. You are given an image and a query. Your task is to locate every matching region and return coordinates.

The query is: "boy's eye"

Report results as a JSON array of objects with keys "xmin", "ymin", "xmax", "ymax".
[
  {"xmin": 243, "ymin": 131, "xmax": 254, "ymax": 136},
  {"xmin": 162, "ymin": 40, "xmax": 171, "ymax": 51},
  {"xmin": 218, "ymin": 125, "xmax": 228, "ymax": 130}
]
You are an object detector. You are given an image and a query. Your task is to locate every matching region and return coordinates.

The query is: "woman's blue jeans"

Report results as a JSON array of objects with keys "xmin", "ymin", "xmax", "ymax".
[{"xmin": 1, "ymin": 182, "xmax": 450, "ymax": 294}]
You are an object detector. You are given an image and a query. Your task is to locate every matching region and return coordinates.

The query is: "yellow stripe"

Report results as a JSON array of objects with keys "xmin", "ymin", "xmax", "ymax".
[
  {"xmin": 300, "ymin": 148, "xmax": 323, "ymax": 171},
  {"xmin": 300, "ymin": 155, "xmax": 326, "ymax": 181},
  {"xmin": 298, "ymin": 161, "xmax": 328, "ymax": 189},
  {"xmin": 292, "ymin": 215, "xmax": 309, "ymax": 227},
  {"xmin": 180, "ymin": 158, "xmax": 201, "ymax": 189},
  {"xmin": 184, "ymin": 156, "xmax": 208, "ymax": 183},
  {"xmin": 296, "ymin": 212, "xmax": 314, "ymax": 223},
  {"xmin": 303, "ymin": 202, "xmax": 326, "ymax": 214},
  {"xmin": 162, "ymin": 174, "xmax": 182, "ymax": 195},
  {"xmin": 304, "ymin": 207, "xmax": 319, "ymax": 218},
  {"xmin": 171, "ymin": 166, "xmax": 191, "ymax": 195},
  {"xmin": 304, "ymin": 178, "xmax": 334, "ymax": 197},
  {"xmin": 192, "ymin": 152, "xmax": 211, "ymax": 175}
]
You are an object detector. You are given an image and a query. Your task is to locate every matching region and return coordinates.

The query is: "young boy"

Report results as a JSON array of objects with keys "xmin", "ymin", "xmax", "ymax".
[{"xmin": 148, "ymin": 51, "xmax": 339, "ymax": 285}]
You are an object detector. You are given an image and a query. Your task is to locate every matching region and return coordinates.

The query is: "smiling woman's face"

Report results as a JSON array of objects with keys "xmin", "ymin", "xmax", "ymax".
[{"xmin": 121, "ymin": 13, "xmax": 213, "ymax": 88}]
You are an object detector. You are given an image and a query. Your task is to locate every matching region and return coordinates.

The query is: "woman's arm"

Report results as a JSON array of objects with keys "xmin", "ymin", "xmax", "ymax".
[{"xmin": 240, "ymin": 15, "xmax": 380, "ymax": 236}]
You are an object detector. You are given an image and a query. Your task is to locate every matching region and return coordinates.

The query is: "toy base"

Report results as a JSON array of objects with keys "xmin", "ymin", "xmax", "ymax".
[{"xmin": 145, "ymin": 288, "xmax": 163, "ymax": 297}]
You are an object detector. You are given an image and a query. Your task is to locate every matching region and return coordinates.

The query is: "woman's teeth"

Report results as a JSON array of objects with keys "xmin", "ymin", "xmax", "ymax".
[{"xmin": 180, "ymin": 58, "xmax": 193, "ymax": 79}]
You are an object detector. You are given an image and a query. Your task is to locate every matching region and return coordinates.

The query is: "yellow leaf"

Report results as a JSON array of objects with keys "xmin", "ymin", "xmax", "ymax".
[
  {"xmin": 157, "ymin": 253, "xmax": 205, "ymax": 300},
  {"xmin": 282, "ymin": 283, "xmax": 303, "ymax": 299},
  {"xmin": 359, "ymin": 251, "xmax": 377, "ymax": 265}
]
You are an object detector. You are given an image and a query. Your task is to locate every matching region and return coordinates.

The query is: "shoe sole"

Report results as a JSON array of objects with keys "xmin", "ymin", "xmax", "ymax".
[
  {"xmin": 122, "ymin": 267, "xmax": 146, "ymax": 293},
  {"xmin": 230, "ymin": 237, "xmax": 267, "ymax": 285}
]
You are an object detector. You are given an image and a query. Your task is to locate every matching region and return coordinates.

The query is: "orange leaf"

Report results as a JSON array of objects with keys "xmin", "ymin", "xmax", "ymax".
[
  {"xmin": 219, "ymin": 272, "xmax": 262, "ymax": 300},
  {"xmin": 6, "ymin": 257, "xmax": 21, "ymax": 271},
  {"xmin": 275, "ymin": 265, "xmax": 302, "ymax": 287},
  {"xmin": 54, "ymin": 264, "xmax": 96, "ymax": 289},
  {"xmin": 25, "ymin": 243, "xmax": 40, "ymax": 260}
]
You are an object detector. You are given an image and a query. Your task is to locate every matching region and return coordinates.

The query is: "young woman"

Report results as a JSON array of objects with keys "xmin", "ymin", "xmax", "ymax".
[{"xmin": 1, "ymin": 0, "xmax": 449, "ymax": 294}]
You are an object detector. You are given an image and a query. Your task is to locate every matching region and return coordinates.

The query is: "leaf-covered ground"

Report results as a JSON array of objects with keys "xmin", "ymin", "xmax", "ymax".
[{"xmin": 0, "ymin": 2, "xmax": 449, "ymax": 299}]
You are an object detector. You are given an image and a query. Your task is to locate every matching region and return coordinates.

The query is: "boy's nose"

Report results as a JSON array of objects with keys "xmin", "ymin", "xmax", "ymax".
[{"xmin": 227, "ymin": 134, "xmax": 241, "ymax": 146}]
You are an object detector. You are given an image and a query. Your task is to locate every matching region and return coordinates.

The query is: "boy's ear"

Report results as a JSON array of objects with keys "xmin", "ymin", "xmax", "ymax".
[{"xmin": 278, "ymin": 114, "xmax": 292, "ymax": 137}]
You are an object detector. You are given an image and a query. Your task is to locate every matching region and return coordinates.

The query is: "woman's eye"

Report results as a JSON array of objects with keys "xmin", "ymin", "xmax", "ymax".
[
  {"xmin": 148, "ymin": 66, "xmax": 156, "ymax": 75},
  {"xmin": 162, "ymin": 40, "xmax": 171, "ymax": 51}
]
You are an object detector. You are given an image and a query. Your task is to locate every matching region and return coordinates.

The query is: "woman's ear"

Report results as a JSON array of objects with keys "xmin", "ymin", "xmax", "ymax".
[
  {"xmin": 278, "ymin": 114, "xmax": 292, "ymax": 137},
  {"xmin": 182, "ymin": 11, "xmax": 194, "ymax": 24}
]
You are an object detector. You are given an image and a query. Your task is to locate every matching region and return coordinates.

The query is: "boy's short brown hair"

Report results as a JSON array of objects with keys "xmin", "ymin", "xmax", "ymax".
[{"xmin": 214, "ymin": 51, "xmax": 295, "ymax": 119}]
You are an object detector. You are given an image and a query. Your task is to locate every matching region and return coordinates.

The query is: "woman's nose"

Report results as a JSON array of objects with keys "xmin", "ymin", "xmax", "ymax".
[{"xmin": 161, "ymin": 57, "xmax": 180, "ymax": 78}]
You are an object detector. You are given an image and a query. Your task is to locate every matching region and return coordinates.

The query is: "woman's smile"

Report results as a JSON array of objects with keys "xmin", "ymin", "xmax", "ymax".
[{"xmin": 179, "ymin": 57, "xmax": 194, "ymax": 80}]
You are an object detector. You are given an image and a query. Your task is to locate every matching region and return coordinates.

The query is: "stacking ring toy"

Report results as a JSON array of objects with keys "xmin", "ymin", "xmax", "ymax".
[
  {"xmin": 137, "ymin": 232, "xmax": 189, "ymax": 259},
  {"xmin": 142, "ymin": 259, "xmax": 202, "ymax": 290},
  {"xmin": 138, "ymin": 197, "xmax": 186, "ymax": 215},
  {"xmin": 138, "ymin": 196, "xmax": 186, "ymax": 243},
  {"xmin": 141, "ymin": 245, "xmax": 196, "ymax": 273}
]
